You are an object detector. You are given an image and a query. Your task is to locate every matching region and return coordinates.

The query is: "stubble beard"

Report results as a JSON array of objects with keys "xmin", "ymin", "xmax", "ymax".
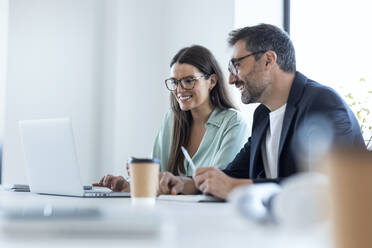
[{"xmin": 240, "ymin": 75, "xmax": 271, "ymax": 105}]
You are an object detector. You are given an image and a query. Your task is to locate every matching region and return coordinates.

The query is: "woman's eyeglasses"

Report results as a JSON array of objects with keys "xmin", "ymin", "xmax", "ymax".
[{"xmin": 165, "ymin": 75, "xmax": 206, "ymax": 91}]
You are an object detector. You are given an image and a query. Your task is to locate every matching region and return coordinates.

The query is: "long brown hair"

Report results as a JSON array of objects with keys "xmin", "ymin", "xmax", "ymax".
[{"xmin": 168, "ymin": 45, "xmax": 237, "ymax": 175}]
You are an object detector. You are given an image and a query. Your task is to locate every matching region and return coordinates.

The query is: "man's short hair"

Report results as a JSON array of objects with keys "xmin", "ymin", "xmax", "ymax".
[{"xmin": 228, "ymin": 23, "xmax": 296, "ymax": 73}]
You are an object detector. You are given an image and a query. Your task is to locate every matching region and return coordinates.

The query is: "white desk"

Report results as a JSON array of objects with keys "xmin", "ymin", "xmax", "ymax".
[{"xmin": 0, "ymin": 188, "xmax": 330, "ymax": 248}]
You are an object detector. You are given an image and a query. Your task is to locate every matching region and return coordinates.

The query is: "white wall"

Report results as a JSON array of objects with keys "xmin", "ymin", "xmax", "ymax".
[
  {"xmin": 0, "ymin": 0, "xmax": 9, "ymax": 142},
  {"xmin": 235, "ymin": 0, "xmax": 283, "ymax": 28},
  {"xmin": 110, "ymin": 0, "xmax": 235, "ymax": 176},
  {"xmin": 3, "ymin": 0, "xmax": 104, "ymax": 184},
  {"xmin": 107, "ymin": 0, "xmax": 170, "ymax": 177},
  {"xmin": 233, "ymin": 0, "xmax": 284, "ymax": 130},
  {"xmin": 2, "ymin": 0, "xmax": 235, "ymax": 184}
]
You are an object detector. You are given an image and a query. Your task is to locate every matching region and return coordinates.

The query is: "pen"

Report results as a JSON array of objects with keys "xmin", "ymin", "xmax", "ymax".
[{"xmin": 181, "ymin": 146, "xmax": 196, "ymax": 173}]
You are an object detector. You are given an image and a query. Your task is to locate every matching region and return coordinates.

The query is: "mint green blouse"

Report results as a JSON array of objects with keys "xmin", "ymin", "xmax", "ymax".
[{"xmin": 152, "ymin": 108, "xmax": 249, "ymax": 176}]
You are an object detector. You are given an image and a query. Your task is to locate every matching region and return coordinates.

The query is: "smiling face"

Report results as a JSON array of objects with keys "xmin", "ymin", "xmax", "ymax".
[
  {"xmin": 170, "ymin": 63, "xmax": 215, "ymax": 112},
  {"xmin": 229, "ymin": 40, "xmax": 271, "ymax": 104}
]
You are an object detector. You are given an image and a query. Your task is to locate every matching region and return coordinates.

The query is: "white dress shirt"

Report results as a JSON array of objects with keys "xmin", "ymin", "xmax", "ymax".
[{"xmin": 261, "ymin": 104, "xmax": 287, "ymax": 178}]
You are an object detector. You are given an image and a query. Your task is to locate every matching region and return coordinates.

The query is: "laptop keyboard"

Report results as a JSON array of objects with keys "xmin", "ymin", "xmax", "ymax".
[{"xmin": 83, "ymin": 187, "xmax": 130, "ymax": 197}]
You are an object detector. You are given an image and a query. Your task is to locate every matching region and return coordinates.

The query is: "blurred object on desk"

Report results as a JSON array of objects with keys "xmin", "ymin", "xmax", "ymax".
[
  {"xmin": 229, "ymin": 172, "xmax": 330, "ymax": 230},
  {"xmin": 273, "ymin": 172, "xmax": 330, "ymax": 229},
  {"xmin": 293, "ymin": 114, "xmax": 334, "ymax": 173},
  {"xmin": 228, "ymin": 183, "xmax": 281, "ymax": 224},
  {"xmin": 0, "ymin": 204, "xmax": 167, "ymax": 240},
  {"xmin": 2, "ymin": 184, "xmax": 30, "ymax": 192},
  {"xmin": 328, "ymin": 148, "xmax": 372, "ymax": 248}
]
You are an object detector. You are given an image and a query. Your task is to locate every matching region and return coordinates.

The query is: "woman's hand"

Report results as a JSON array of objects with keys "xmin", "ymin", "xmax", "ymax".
[{"xmin": 93, "ymin": 174, "xmax": 130, "ymax": 192}]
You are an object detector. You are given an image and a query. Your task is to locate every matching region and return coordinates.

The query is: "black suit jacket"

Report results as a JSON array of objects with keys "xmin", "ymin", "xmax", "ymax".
[{"xmin": 222, "ymin": 71, "xmax": 365, "ymax": 183}]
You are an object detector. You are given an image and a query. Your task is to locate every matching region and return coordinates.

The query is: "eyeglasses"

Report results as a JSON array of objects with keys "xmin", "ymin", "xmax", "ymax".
[
  {"xmin": 228, "ymin": 51, "xmax": 266, "ymax": 76},
  {"xmin": 165, "ymin": 75, "xmax": 206, "ymax": 91}
]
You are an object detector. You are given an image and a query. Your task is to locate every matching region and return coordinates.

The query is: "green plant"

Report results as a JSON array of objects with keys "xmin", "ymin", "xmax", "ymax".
[{"xmin": 341, "ymin": 78, "xmax": 372, "ymax": 146}]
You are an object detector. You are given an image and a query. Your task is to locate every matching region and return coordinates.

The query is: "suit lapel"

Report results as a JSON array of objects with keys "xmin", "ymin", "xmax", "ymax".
[
  {"xmin": 277, "ymin": 72, "xmax": 308, "ymax": 174},
  {"xmin": 278, "ymin": 104, "xmax": 296, "ymax": 158}
]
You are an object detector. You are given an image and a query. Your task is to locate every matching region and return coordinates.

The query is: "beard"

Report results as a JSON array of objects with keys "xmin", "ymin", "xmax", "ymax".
[{"xmin": 237, "ymin": 74, "xmax": 270, "ymax": 104}]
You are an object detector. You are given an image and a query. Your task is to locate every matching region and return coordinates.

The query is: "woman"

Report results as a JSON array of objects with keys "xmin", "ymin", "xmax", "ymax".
[{"xmin": 93, "ymin": 45, "xmax": 249, "ymax": 192}]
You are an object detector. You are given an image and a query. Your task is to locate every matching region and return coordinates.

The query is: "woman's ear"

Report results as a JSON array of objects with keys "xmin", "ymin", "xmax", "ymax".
[{"xmin": 209, "ymin": 74, "xmax": 217, "ymax": 90}]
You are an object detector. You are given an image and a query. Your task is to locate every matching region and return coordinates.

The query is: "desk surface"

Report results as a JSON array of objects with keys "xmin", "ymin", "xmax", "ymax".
[{"xmin": 0, "ymin": 188, "xmax": 330, "ymax": 248}]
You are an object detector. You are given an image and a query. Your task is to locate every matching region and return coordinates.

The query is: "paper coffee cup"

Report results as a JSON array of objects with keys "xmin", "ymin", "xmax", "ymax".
[
  {"xmin": 128, "ymin": 157, "xmax": 160, "ymax": 204},
  {"xmin": 328, "ymin": 148, "xmax": 372, "ymax": 248}
]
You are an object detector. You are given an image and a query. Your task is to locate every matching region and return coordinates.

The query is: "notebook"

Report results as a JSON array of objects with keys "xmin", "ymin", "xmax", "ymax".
[
  {"xmin": 19, "ymin": 118, "xmax": 130, "ymax": 198},
  {"xmin": 157, "ymin": 194, "xmax": 225, "ymax": 202}
]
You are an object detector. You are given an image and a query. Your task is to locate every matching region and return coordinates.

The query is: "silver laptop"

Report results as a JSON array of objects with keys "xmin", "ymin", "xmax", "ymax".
[{"xmin": 19, "ymin": 118, "xmax": 130, "ymax": 198}]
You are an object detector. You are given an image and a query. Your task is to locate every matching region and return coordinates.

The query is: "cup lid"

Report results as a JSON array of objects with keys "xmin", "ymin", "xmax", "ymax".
[{"xmin": 128, "ymin": 157, "xmax": 160, "ymax": 164}]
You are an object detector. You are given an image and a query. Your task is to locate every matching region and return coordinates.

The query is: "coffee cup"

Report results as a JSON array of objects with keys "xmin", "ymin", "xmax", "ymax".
[
  {"xmin": 128, "ymin": 157, "xmax": 160, "ymax": 204},
  {"xmin": 328, "ymin": 148, "xmax": 372, "ymax": 248}
]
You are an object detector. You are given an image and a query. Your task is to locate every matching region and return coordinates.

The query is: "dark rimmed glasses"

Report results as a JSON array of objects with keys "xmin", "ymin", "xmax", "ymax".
[
  {"xmin": 228, "ymin": 51, "xmax": 266, "ymax": 76},
  {"xmin": 165, "ymin": 75, "xmax": 206, "ymax": 91}
]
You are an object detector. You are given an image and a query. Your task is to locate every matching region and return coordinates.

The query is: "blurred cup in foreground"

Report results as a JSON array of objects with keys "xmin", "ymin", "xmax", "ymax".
[
  {"xmin": 328, "ymin": 148, "xmax": 372, "ymax": 248},
  {"xmin": 128, "ymin": 157, "xmax": 160, "ymax": 205}
]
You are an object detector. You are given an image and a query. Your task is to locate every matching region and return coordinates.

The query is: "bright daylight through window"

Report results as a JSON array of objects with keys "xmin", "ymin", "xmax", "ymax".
[
  {"xmin": 234, "ymin": 0, "xmax": 372, "ymax": 145},
  {"xmin": 291, "ymin": 0, "xmax": 372, "ymax": 144}
]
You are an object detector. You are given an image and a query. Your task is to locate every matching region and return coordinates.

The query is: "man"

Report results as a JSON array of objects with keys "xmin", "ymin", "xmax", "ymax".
[{"xmin": 156, "ymin": 24, "xmax": 364, "ymax": 199}]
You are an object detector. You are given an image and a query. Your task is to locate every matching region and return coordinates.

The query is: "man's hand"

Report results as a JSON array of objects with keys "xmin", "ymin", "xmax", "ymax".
[
  {"xmin": 92, "ymin": 174, "xmax": 130, "ymax": 192},
  {"xmin": 158, "ymin": 172, "xmax": 185, "ymax": 195},
  {"xmin": 193, "ymin": 167, "xmax": 253, "ymax": 199}
]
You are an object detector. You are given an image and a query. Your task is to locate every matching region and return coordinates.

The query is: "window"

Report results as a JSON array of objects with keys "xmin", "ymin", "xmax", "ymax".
[
  {"xmin": 233, "ymin": 0, "xmax": 372, "ymax": 142},
  {"xmin": 291, "ymin": 0, "xmax": 372, "ymax": 142}
]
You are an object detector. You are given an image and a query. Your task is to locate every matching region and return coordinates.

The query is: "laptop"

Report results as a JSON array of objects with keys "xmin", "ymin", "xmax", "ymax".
[{"xmin": 19, "ymin": 118, "xmax": 130, "ymax": 198}]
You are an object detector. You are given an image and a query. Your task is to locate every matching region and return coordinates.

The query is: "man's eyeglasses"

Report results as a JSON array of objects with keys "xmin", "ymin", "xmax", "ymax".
[
  {"xmin": 228, "ymin": 51, "xmax": 266, "ymax": 76},
  {"xmin": 165, "ymin": 75, "xmax": 206, "ymax": 91}
]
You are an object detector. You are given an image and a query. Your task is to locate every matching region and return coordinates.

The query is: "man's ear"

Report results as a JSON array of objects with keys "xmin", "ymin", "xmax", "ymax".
[
  {"xmin": 209, "ymin": 74, "xmax": 217, "ymax": 90},
  {"xmin": 264, "ymin": 51, "xmax": 277, "ymax": 69}
]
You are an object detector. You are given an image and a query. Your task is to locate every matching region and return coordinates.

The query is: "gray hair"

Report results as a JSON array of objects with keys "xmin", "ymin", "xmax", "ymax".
[{"xmin": 228, "ymin": 23, "xmax": 296, "ymax": 73}]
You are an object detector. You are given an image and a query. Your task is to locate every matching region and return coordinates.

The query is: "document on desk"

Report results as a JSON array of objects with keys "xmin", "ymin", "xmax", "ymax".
[{"xmin": 157, "ymin": 194, "xmax": 225, "ymax": 202}]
